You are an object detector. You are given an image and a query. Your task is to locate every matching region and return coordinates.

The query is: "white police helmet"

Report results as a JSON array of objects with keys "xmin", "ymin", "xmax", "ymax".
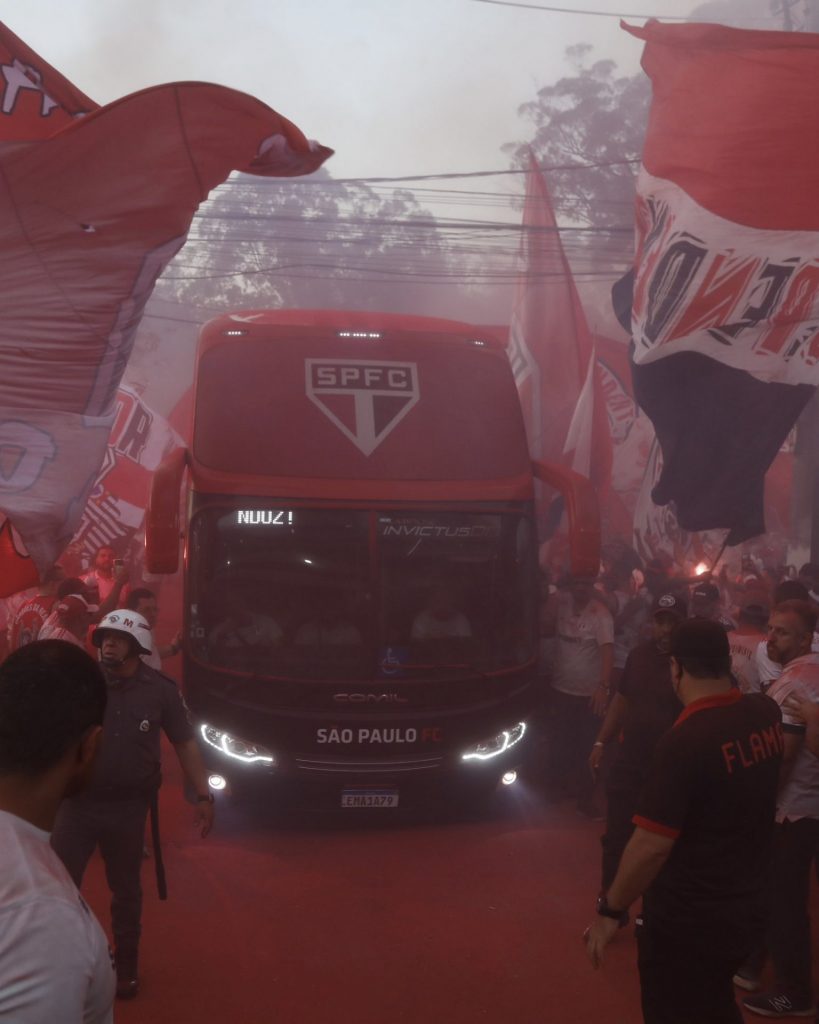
[{"xmin": 91, "ymin": 610, "xmax": 153, "ymax": 656}]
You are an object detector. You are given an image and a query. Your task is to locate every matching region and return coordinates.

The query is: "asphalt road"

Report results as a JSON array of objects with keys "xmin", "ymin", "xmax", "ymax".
[{"xmin": 81, "ymin": 742, "xmax": 816, "ymax": 1024}]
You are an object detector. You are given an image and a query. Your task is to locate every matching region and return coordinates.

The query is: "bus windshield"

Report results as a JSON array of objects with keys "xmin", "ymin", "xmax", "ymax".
[{"xmin": 188, "ymin": 506, "xmax": 536, "ymax": 682}]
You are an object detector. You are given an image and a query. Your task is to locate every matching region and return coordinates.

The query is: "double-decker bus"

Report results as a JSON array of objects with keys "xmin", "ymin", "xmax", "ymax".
[{"xmin": 146, "ymin": 309, "xmax": 599, "ymax": 808}]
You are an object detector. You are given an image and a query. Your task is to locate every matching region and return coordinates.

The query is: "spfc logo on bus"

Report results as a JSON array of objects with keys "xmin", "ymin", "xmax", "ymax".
[{"xmin": 305, "ymin": 359, "xmax": 420, "ymax": 456}]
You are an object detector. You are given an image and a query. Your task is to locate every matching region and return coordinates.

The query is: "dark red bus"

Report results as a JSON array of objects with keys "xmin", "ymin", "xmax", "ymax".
[{"xmin": 146, "ymin": 309, "xmax": 599, "ymax": 808}]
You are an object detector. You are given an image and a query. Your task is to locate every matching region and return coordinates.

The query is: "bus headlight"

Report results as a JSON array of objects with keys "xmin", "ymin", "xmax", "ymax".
[
  {"xmin": 460, "ymin": 721, "xmax": 526, "ymax": 762},
  {"xmin": 200, "ymin": 724, "xmax": 276, "ymax": 765}
]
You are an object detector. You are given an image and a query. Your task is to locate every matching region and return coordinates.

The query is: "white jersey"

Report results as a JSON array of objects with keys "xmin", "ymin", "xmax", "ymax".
[
  {"xmin": 767, "ymin": 653, "xmax": 819, "ymax": 823},
  {"xmin": 552, "ymin": 593, "xmax": 614, "ymax": 697},
  {"xmin": 0, "ymin": 809, "xmax": 114, "ymax": 1022},
  {"xmin": 728, "ymin": 629, "xmax": 765, "ymax": 693}
]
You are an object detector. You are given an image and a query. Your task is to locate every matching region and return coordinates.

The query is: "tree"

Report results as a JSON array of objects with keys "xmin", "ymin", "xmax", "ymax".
[
  {"xmin": 154, "ymin": 168, "xmax": 491, "ymax": 321},
  {"xmin": 504, "ymin": 44, "xmax": 650, "ymax": 232}
]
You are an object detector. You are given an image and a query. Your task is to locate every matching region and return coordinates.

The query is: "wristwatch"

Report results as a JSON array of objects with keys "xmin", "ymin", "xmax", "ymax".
[
  {"xmin": 196, "ymin": 793, "xmax": 215, "ymax": 804},
  {"xmin": 596, "ymin": 895, "xmax": 626, "ymax": 920}
]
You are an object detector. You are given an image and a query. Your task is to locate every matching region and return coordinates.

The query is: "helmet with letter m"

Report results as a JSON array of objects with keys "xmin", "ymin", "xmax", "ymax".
[{"xmin": 91, "ymin": 609, "xmax": 153, "ymax": 656}]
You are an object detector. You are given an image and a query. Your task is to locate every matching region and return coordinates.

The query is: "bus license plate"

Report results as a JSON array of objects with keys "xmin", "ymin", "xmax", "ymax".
[{"xmin": 341, "ymin": 790, "xmax": 399, "ymax": 808}]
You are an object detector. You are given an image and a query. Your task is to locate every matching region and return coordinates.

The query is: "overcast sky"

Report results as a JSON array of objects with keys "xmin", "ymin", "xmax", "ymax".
[{"xmin": 7, "ymin": 0, "xmax": 710, "ymax": 181}]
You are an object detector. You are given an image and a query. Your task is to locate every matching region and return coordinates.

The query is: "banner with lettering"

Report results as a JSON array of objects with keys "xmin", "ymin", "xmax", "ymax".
[
  {"xmin": 622, "ymin": 21, "xmax": 819, "ymax": 544},
  {"xmin": 0, "ymin": 20, "xmax": 331, "ymax": 592},
  {"xmin": 67, "ymin": 387, "xmax": 181, "ymax": 566}
]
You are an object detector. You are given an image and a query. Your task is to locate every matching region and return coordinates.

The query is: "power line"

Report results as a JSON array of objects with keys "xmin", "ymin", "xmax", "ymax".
[
  {"xmin": 212, "ymin": 157, "xmax": 640, "ymax": 188},
  {"xmin": 469, "ymin": 0, "xmax": 688, "ymax": 19}
]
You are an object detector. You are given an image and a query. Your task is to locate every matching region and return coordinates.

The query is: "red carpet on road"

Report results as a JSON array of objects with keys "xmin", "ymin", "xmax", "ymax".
[{"xmin": 79, "ymin": 743, "xmax": 817, "ymax": 1024}]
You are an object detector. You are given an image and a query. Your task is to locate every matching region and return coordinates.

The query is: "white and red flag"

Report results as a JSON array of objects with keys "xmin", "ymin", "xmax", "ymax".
[
  {"xmin": 622, "ymin": 20, "xmax": 819, "ymax": 544},
  {"xmin": 0, "ymin": 21, "xmax": 331, "ymax": 595},
  {"xmin": 508, "ymin": 152, "xmax": 611, "ymax": 496}
]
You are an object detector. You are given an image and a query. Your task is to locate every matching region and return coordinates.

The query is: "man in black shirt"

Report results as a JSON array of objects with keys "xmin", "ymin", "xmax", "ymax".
[
  {"xmin": 589, "ymin": 592, "xmax": 686, "ymax": 893},
  {"xmin": 585, "ymin": 619, "xmax": 783, "ymax": 1024}
]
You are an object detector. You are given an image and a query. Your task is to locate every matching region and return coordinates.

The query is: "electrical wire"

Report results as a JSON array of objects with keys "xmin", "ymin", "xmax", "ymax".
[{"xmin": 470, "ymin": 0, "xmax": 687, "ymax": 18}]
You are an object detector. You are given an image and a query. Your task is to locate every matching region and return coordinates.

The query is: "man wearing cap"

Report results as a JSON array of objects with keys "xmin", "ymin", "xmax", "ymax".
[
  {"xmin": 690, "ymin": 579, "xmax": 736, "ymax": 631},
  {"xmin": 585, "ymin": 619, "xmax": 782, "ymax": 1024},
  {"xmin": 588, "ymin": 592, "xmax": 686, "ymax": 896},
  {"xmin": 51, "ymin": 609, "xmax": 215, "ymax": 1001},
  {"xmin": 547, "ymin": 575, "xmax": 614, "ymax": 816},
  {"xmin": 42, "ymin": 593, "xmax": 97, "ymax": 649}
]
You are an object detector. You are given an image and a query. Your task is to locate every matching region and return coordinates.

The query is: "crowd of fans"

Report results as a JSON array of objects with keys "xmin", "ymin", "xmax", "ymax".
[{"xmin": 538, "ymin": 539, "xmax": 819, "ymax": 1020}]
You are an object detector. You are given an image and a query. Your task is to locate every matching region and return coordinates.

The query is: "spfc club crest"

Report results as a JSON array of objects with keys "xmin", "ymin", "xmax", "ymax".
[{"xmin": 305, "ymin": 359, "xmax": 420, "ymax": 456}]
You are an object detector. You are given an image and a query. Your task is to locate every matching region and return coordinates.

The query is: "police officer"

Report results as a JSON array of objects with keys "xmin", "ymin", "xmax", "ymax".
[{"xmin": 51, "ymin": 609, "xmax": 215, "ymax": 1000}]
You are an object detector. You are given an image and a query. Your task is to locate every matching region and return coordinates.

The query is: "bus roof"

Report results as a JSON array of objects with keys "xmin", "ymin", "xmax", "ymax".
[{"xmin": 190, "ymin": 311, "xmax": 532, "ymax": 503}]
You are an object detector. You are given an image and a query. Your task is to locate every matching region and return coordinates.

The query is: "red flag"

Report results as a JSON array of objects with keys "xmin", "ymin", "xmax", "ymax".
[
  {"xmin": 0, "ymin": 20, "xmax": 94, "ymax": 139},
  {"xmin": 508, "ymin": 152, "xmax": 611, "ymax": 489},
  {"xmin": 0, "ymin": 21, "xmax": 332, "ymax": 593}
]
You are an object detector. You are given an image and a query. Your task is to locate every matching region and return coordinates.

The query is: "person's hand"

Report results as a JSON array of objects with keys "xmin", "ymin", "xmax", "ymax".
[
  {"xmin": 193, "ymin": 799, "xmax": 215, "ymax": 838},
  {"xmin": 783, "ymin": 694, "xmax": 819, "ymax": 728},
  {"xmin": 114, "ymin": 563, "xmax": 129, "ymax": 585},
  {"xmin": 584, "ymin": 915, "xmax": 620, "ymax": 969},
  {"xmin": 588, "ymin": 743, "xmax": 605, "ymax": 779},
  {"xmin": 589, "ymin": 686, "xmax": 609, "ymax": 718}
]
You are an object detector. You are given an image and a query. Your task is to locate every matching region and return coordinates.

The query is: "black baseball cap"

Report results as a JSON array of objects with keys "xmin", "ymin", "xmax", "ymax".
[
  {"xmin": 691, "ymin": 581, "xmax": 720, "ymax": 603},
  {"xmin": 652, "ymin": 593, "xmax": 687, "ymax": 619},
  {"xmin": 670, "ymin": 619, "xmax": 730, "ymax": 672}
]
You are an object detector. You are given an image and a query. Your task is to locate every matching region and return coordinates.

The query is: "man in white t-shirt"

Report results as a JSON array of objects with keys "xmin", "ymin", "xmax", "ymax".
[
  {"xmin": 728, "ymin": 601, "xmax": 768, "ymax": 693},
  {"xmin": 0, "ymin": 639, "xmax": 115, "ymax": 1022},
  {"xmin": 548, "ymin": 575, "xmax": 614, "ymax": 816},
  {"xmin": 742, "ymin": 599, "xmax": 819, "ymax": 1019}
]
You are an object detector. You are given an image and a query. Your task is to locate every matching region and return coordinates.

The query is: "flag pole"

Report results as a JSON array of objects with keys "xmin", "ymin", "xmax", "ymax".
[{"xmin": 710, "ymin": 533, "xmax": 730, "ymax": 573}]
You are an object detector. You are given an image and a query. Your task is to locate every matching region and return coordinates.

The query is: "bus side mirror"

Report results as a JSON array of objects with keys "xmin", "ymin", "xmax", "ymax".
[
  {"xmin": 531, "ymin": 460, "xmax": 601, "ymax": 579},
  {"xmin": 145, "ymin": 447, "xmax": 188, "ymax": 574}
]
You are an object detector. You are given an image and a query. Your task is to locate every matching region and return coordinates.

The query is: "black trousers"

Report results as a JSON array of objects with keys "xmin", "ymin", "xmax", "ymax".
[
  {"xmin": 637, "ymin": 918, "xmax": 747, "ymax": 1024},
  {"xmin": 546, "ymin": 688, "xmax": 598, "ymax": 805},
  {"xmin": 601, "ymin": 781, "xmax": 640, "ymax": 891},
  {"xmin": 768, "ymin": 817, "xmax": 819, "ymax": 1003},
  {"xmin": 51, "ymin": 794, "xmax": 150, "ymax": 972}
]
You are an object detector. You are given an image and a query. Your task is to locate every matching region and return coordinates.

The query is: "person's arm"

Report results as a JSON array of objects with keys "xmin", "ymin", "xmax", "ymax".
[
  {"xmin": 783, "ymin": 695, "xmax": 819, "ymax": 757},
  {"xmin": 96, "ymin": 566, "xmax": 130, "ymax": 618},
  {"xmin": 778, "ymin": 730, "xmax": 803, "ymax": 789},
  {"xmin": 539, "ymin": 591, "xmax": 559, "ymax": 638},
  {"xmin": 585, "ymin": 827, "xmax": 675, "ymax": 968},
  {"xmin": 157, "ymin": 630, "xmax": 182, "ymax": 659},
  {"xmin": 172, "ymin": 739, "xmax": 215, "ymax": 837},
  {"xmin": 588, "ymin": 692, "xmax": 628, "ymax": 777},
  {"xmin": 590, "ymin": 643, "xmax": 614, "ymax": 717}
]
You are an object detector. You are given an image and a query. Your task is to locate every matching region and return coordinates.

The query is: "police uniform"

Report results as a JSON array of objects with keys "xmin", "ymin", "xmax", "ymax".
[{"xmin": 51, "ymin": 660, "xmax": 193, "ymax": 979}]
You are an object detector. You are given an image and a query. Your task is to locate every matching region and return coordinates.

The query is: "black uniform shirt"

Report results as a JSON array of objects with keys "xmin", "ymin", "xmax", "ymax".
[
  {"xmin": 614, "ymin": 639, "xmax": 681, "ymax": 784},
  {"xmin": 88, "ymin": 662, "xmax": 194, "ymax": 799},
  {"xmin": 633, "ymin": 689, "xmax": 783, "ymax": 948}
]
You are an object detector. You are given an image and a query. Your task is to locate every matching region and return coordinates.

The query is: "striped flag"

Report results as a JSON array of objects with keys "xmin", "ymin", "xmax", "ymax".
[{"xmin": 622, "ymin": 20, "xmax": 819, "ymax": 544}]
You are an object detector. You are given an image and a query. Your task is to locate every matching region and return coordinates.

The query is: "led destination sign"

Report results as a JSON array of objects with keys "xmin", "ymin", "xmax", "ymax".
[{"xmin": 235, "ymin": 510, "xmax": 294, "ymax": 526}]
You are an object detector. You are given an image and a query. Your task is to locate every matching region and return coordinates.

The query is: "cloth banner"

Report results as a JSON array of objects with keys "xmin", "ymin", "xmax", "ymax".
[
  {"xmin": 0, "ymin": 20, "xmax": 331, "ymax": 594},
  {"xmin": 507, "ymin": 152, "xmax": 611, "ymax": 494},
  {"xmin": 623, "ymin": 20, "xmax": 819, "ymax": 544}
]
